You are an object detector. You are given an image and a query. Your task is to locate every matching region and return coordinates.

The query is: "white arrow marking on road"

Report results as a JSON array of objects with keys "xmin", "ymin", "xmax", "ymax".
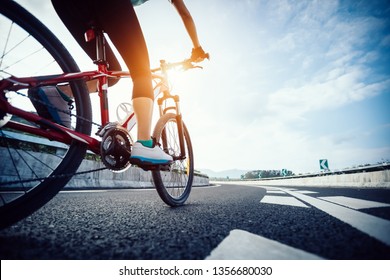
[
  {"xmin": 206, "ymin": 229, "xmax": 323, "ymax": 260},
  {"xmin": 282, "ymin": 188, "xmax": 390, "ymax": 246}
]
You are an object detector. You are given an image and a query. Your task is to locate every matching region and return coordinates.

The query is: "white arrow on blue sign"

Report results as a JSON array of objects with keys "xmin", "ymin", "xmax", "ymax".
[{"xmin": 319, "ymin": 159, "xmax": 329, "ymax": 170}]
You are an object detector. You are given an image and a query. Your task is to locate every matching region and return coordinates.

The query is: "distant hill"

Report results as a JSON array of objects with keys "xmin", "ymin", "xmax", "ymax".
[{"xmin": 199, "ymin": 169, "xmax": 249, "ymax": 179}]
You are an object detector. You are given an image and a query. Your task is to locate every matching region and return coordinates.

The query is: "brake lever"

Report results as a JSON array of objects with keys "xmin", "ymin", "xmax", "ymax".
[{"xmin": 183, "ymin": 59, "xmax": 205, "ymax": 70}]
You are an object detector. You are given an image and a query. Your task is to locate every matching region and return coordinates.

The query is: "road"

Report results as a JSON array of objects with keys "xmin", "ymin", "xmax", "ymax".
[{"xmin": 0, "ymin": 183, "xmax": 389, "ymax": 259}]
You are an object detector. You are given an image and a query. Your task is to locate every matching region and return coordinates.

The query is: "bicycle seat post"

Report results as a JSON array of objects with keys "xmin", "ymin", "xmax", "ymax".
[
  {"xmin": 96, "ymin": 31, "xmax": 106, "ymax": 65},
  {"xmin": 84, "ymin": 27, "xmax": 110, "ymax": 124}
]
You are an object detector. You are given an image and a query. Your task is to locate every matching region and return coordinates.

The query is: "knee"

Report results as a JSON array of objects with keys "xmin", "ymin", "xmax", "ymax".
[{"xmin": 132, "ymin": 75, "xmax": 154, "ymax": 100}]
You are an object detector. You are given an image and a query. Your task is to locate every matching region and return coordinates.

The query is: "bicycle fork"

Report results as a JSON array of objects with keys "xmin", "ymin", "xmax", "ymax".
[{"xmin": 157, "ymin": 93, "xmax": 186, "ymax": 161}]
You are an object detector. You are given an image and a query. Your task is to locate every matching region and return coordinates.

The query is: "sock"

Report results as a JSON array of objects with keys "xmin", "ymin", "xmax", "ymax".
[{"xmin": 138, "ymin": 139, "xmax": 153, "ymax": 148}]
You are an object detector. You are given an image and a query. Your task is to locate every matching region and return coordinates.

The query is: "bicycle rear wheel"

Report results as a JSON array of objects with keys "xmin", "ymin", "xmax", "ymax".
[
  {"xmin": 152, "ymin": 113, "xmax": 194, "ymax": 206},
  {"xmin": 0, "ymin": 1, "xmax": 92, "ymax": 229}
]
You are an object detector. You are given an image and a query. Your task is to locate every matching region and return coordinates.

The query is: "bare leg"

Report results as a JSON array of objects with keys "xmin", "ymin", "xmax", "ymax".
[{"xmin": 132, "ymin": 97, "xmax": 153, "ymax": 141}]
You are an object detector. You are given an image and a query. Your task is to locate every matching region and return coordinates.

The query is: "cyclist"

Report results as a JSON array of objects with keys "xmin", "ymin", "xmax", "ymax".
[{"xmin": 49, "ymin": 0, "xmax": 208, "ymax": 165}]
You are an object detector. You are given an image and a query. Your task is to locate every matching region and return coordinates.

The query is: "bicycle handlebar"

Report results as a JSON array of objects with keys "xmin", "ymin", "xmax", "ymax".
[{"xmin": 151, "ymin": 58, "xmax": 206, "ymax": 73}]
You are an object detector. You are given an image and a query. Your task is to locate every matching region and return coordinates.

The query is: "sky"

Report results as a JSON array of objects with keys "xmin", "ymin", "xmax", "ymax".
[{"xmin": 13, "ymin": 0, "xmax": 390, "ymax": 174}]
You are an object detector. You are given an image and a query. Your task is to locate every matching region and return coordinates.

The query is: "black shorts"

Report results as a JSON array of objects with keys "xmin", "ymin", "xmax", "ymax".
[{"xmin": 52, "ymin": 0, "xmax": 153, "ymax": 98}]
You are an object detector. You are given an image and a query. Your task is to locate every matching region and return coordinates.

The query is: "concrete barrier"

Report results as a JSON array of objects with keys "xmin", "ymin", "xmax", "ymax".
[
  {"xmin": 0, "ymin": 147, "xmax": 209, "ymax": 188},
  {"xmin": 67, "ymin": 159, "xmax": 210, "ymax": 188},
  {"xmin": 251, "ymin": 170, "xmax": 390, "ymax": 188},
  {"xmin": 216, "ymin": 168, "xmax": 390, "ymax": 188}
]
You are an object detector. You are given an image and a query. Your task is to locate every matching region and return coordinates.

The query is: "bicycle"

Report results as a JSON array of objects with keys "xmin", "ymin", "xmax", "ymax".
[{"xmin": 0, "ymin": 0, "xmax": 207, "ymax": 229}]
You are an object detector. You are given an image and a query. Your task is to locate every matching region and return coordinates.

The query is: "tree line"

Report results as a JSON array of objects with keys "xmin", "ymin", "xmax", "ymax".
[{"xmin": 242, "ymin": 169, "xmax": 294, "ymax": 179}]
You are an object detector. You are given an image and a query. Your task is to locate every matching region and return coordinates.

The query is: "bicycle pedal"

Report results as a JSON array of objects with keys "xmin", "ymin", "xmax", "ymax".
[
  {"xmin": 137, "ymin": 165, "xmax": 170, "ymax": 172},
  {"xmin": 130, "ymin": 158, "xmax": 171, "ymax": 171}
]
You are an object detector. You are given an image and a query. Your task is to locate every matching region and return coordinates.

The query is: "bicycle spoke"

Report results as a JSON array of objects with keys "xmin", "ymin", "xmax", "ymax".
[
  {"xmin": 4, "ymin": 47, "xmax": 46, "ymax": 72},
  {"xmin": 152, "ymin": 113, "xmax": 193, "ymax": 206},
  {"xmin": 0, "ymin": 21, "xmax": 13, "ymax": 69}
]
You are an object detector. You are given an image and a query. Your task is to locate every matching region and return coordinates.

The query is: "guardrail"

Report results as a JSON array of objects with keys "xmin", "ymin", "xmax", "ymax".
[
  {"xmin": 211, "ymin": 163, "xmax": 390, "ymax": 188},
  {"xmin": 255, "ymin": 162, "xmax": 390, "ymax": 181}
]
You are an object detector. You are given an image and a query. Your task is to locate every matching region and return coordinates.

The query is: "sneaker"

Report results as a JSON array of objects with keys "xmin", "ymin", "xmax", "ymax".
[
  {"xmin": 130, "ymin": 141, "xmax": 173, "ymax": 166},
  {"xmin": 28, "ymin": 86, "xmax": 72, "ymax": 128}
]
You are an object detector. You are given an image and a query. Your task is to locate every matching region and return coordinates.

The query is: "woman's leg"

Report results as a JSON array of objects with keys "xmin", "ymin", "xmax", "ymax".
[{"xmin": 93, "ymin": 0, "xmax": 171, "ymax": 164}]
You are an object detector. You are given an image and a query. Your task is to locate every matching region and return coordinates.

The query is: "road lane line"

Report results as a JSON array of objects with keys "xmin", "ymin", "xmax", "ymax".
[
  {"xmin": 318, "ymin": 196, "xmax": 390, "ymax": 210},
  {"xmin": 261, "ymin": 196, "xmax": 310, "ymax": 208},
  {"xmin": 60, "ymin": 190, "xmax": 108, "ymax": 193},
  {"xmin": 282, "ymin": 189, "xmax": 390, "ymax": 246},
  {"xmin": 206, "ymin": 229, "xmax": 323, "ymax": 260},
  {"xmin": 296, "ymin": 190, "xmax": 318, "ymax": 194},
  {"xmin": 266, "ymin": 190, "xmax": 286, "ymax": 194}
]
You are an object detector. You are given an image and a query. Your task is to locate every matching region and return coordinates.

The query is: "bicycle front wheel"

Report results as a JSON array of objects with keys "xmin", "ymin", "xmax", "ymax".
[
  {"xmin": 152, "ymin": 113, "xmax": 194, "ymax": 206},
  {"xmin": 0, "ymin": 1, "xmax": 92, "ymax": 229}
]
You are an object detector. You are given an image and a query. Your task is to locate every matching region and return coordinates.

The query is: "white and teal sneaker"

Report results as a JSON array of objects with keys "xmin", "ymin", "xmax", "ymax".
[{"xmin": 130, "ymin": 140, "xmax": 173, "ymax": 166}]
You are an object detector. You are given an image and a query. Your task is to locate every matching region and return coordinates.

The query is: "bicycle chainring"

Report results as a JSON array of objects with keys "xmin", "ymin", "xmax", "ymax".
[{"xmin": 100, "ymin": 125, "xmax": 132, "ymax": 172}]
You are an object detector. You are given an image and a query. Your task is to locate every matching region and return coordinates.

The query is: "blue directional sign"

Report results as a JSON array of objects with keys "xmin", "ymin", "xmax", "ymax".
[{"xmin": 319, "ymin": 159, "xmax": 329, "ymax": 170}]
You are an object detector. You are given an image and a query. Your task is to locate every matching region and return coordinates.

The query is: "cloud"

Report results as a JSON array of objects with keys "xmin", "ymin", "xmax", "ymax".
[{"xmin": 266, "ymin": 66, "xmax": 388, "ymax": 119}]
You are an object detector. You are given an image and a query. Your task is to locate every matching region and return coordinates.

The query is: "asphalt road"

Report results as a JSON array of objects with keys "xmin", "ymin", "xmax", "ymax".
[{"xmin": 1, "ymin": 184, "xmax": 389, "ymax": 260}]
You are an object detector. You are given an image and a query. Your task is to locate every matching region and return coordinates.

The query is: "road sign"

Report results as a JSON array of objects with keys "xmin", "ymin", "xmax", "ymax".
[
  {"xmin": 281, "ymin": 169, "xmax": 288, "ymax": 176},
  {"xmin": 319, "ymin": 159, "xmax": 329, "ymax": 170}
]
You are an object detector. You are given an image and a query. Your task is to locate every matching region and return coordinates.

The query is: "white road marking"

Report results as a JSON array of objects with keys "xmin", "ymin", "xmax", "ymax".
[
  {"xmin": 261, "ymin": 195, "xmax": 309, "ymax": 208},
  {"xmin": 266, "ymin": 190, "xmax": 286, "ymax": 194},
  {"xmin": 206, "ymin": 229, "xmax": 323, "ymax": 260},
  {"xmin": 60, "ymin": 190, "xmax": 108, "ymax": 193},
  {"xmin": 283, "ymin": 189, "xmax": 390, "ymax": 246},
  {"xmin": 318, "ymin": 196, "xmax": 390, "ymax": 210},
  {"xmin": 212, "ymin": 184, "xmax": 390, "ymax": 259},
  {"xmin": 260, "ymin": 188, "xmax": 314, "ymax": 207},
  {"xmin": 296, "ymin": 190, "xmax": 318, "ymax": 194}
]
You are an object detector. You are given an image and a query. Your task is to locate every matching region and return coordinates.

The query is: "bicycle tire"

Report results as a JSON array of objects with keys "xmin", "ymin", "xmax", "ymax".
[
  {"xmin": 152, "ymin": 113, "xmax": 194, "ymax": 206},
  {"xmin": 0, "ymin": 0, "xmax": 92, "ymax": 229}
]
